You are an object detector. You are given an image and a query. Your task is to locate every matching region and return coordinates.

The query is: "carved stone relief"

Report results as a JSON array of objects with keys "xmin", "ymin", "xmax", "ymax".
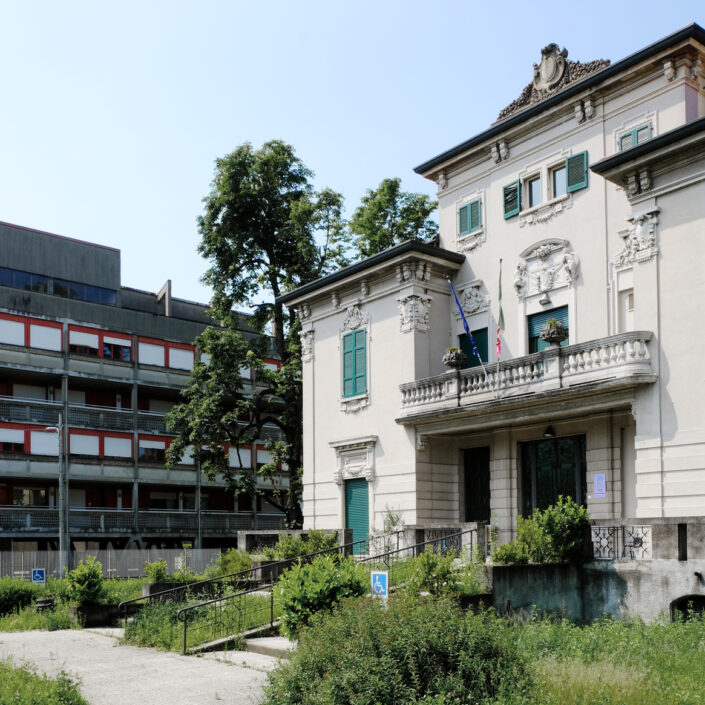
[
  {"xmin": 452, "ymin": 284, "xmax": 490, "ymax": 318},
  {"xmin": 518, "ymin": 196, "xmax": 570, "ymax": 227},
  {"xmin": 299, "ymin": 303, "xmax": 311, "ymax": 320},
  {"xmin": 341, "ymin": 303, "xmax": 368, "ymax": 332},
  {"xmin": 331, "ymin": 291, "xmax": 340, "ymax": 308},
  {"xmin": 300, "ymin": 329, "xmax": 314, "ymax": 362},
  {"xmin": 397, "ymin": 294, "xmax": 432, "ymax": 333},
  {"xmin": 663, "ymin": 59, "xmax": 675, "ymax": 82},
  {"xmin": 624, "ymin": 168, "xmax": 652, "ymax": 197},
  {"xmin": 514, "ymin": 239, "xmax": 581, "ymax": 300},
  {"xmin": 437, "ymin": 171, "xmax": 448, "ymax": 190},
  {"xmin": 330, "ymin": 435, "xmax": 377, "ymax": 484},
  {"xmin": 458, "ymin": 229, "xmax": 486, "ymax": 252},
  {"xmin": 396, "ymin": 260, "xmax": 431, "ymax": 283},
  {"xmin": 614, "ymin": 209, "xmax": 660, "ymax": 268}
]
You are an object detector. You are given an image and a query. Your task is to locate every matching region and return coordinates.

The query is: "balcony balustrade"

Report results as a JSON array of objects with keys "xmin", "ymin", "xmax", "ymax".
[
  {"xmin": 400, "ymin": 331, "xmax": 654, "ymax": 417},
  {"xmin": 0, "ymin": 507, "xmax": 285, "ymax": 534}
]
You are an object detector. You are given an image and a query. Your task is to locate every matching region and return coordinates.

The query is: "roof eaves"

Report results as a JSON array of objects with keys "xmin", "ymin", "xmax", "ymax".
[{"xmin": 414, "ymin": 22, "xmax": 705, "ymax": 176}]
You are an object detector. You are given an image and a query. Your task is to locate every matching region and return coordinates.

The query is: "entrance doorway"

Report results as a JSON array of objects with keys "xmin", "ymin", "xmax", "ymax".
[
  {"xmin": 521, "ymin": 435, "xmax": 586, "ymax": 515},
  {"xmin": 463, "ymin": 447, "xmax": 490, "ymax": 523},
  {"xmin": 345, "ymin": 478, "xmax": 369, "ymax": 552}
]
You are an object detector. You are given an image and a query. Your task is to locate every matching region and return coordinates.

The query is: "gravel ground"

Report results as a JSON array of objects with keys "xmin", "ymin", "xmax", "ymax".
[{"xmin": 0, "ymin": 628, "xmax": 281, "ymax": 705}]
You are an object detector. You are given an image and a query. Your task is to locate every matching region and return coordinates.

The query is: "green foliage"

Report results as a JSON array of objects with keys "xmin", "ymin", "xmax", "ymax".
[
  {"xmin": 144, "ymin": 559, "xmax": 168, "ymax": 583},
  {"xmin": 351, "ymin": 177, "xmax": 439, "ymax": 258},
  {"xmin": 124, "ymin": 601, "xmax": 183, "ymax": 651},
  {"xmin": 0, "ymin": 603, "xmax": 75, "ymax": 632},
  {"xmin": 0, "ymin": 660, "xmax": 88, "ymax": 705},
  {"xmin": 66, "ymin": 556, "xmax": 104, "ymax": 606},
  {"xmin": 212, "ymin": 548, "xmax": 251, "ymax": 577},
  {"xmin": 264, "ymin": 595, "xmax": 529, "ymax": 705},
  {"xmin": 277, "ymin": 555, "xmax": 367, "ymax": 637},
  {"xmin": 264, "ymin": 531, "xmax": 338, "ymax": 560},
  {"xmin": 0, "ymin": 577, "xmax": 42, "ymax": 616},
  {"xmin": 494, "ymin": 496, "xmax": 589, "ymax": 565},
  {"xmin": 407, "ymin": 549, "xmax": 458, "ymax": 596},
  {"xmin": 100, "ymin": 579, "xmax": 142, "ymax": 605}
]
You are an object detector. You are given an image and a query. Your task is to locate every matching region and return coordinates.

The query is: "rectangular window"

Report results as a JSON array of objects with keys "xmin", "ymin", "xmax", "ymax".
[
  {"xmin": 104, "ymin": 436, "xmax": 132, "ymax": 459},
  {"xmin": 138, "ymin": 341, "xmax": 166, "ymax": 366},
  {"xmin": 29, "ymin": 323, "xmax": 62, "ymax": 351},
  {"xmin": 342, "ymin": 329, "xmax": 366, "ymax": 397},
  {"xmin": 0, "ymin": 428, "xmax": 25, "ymax": 454},
  {"xmin": 503, "ymin": 181, "xmax": 521, "ymax": 218},
  {"xmin": 458, "ymin": 328, "xmax": 488, "ymax": 369},
  {"xmin": 619, "ymin": 124, "xmax": 651, "ymax": 151},
  {"xmin": 69, "ymin": 330, "xmax": 100, "ymax": 357},
  {"xmin": 13, "ymin": 487, "xmax": 47, "ymax": 507},
  {"xmin": 458, "ymin": 199, "xmax": 482, "ymax": 236},
  {"xmin": 528, "ymin": 176, "xmax": 542, "ymax": 207},
  {"xmin": 0, "ymin": 317, "xmax": 26, "ymax": 346},
  {"xmin": 551, "ymin": 165, "xmax": 567, "ymax": 198},
  {"xmin": 139, "ymin": 439, "xmax": 167, "ymax": 464},
  {"xmin": 528, "ymin": 306, "xmax": 569, "ymax": 353},
  {"xmin": 70, "ymin": 433, "xmax": 100, "ymax": 456}
]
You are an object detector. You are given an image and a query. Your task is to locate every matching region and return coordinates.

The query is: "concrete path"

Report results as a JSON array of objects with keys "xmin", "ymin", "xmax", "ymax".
[{"xmin": 0, "ymin": 628, "xmax": 282, "ymax": 705}]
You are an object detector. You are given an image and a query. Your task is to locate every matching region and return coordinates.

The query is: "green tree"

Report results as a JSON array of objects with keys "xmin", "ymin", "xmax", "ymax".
[
  {"xmin": 166, "ymin": 141, "xmax": 349, "ymax": 527},
  {"xmin": 350, "ymin": 177, "xmax": 438, "ymax": 258}
]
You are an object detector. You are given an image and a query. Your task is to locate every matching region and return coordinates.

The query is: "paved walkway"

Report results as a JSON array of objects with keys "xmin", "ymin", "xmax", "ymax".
[{"xmin": 0, "ymin": 628, "xmax": 282, "ymax": 705}]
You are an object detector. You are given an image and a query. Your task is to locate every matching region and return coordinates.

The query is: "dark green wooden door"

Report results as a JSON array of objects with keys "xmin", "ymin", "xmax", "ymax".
[
  {"xmin": 345, "ymin": 479, "xmax": 369, "ymax": 552},
  {"xmin": 464, "ymin": 447, "xmax": 490, "ymax": 523}
]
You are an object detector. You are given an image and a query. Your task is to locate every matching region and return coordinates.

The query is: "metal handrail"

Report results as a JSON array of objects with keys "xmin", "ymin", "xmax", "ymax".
[
  {"xmin": 118, "ymin": 529, "xmax": 404, "ymax": 620},
  {"xmin": 172, "ymin": 527, "xmax": 476, "ymax": 653}
]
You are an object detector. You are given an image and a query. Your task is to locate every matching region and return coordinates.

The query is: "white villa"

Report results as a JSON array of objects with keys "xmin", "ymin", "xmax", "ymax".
[{"xmin": 279, "ymin": 24, "xmax": 705, "ymax": 574}]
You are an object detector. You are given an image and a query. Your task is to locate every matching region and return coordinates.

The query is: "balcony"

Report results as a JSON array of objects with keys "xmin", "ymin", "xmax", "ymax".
[
  {"xmin": 0, "ymin": 397, "xmax": 169, "ymax": 434},
  {"xmin": 0, "ymin": 507, "xmax": 286, "ymax": 535},
  {"xmin": 399, "ymin": 331, "xmax": 655, "ymax": 421}
]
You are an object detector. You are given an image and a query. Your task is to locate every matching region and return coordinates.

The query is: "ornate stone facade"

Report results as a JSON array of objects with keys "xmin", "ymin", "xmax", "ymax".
[
  {"xmin": 330, "ymin": 435, "xmax": 377, "ymax": 484},
  {"xmin": 397, "ymin": 294, "xmax": 432, "ymax": 333},
  {"xmin": 452, "ymin": 283, "xmax": 490, "ymax": 318},
  {"xmin": 514, "ymin": 239, "xmax": 581, "ymax": 299},
  {"xmin": 300, "ymin": 328, "xmax": 314, "ymax": 362},
  {"xmin": 496, "ymin": 44, "xmax": 610, "ymax": 122},
  {"xmin": 614, "ymin": 209, "xmax": 660, "ymax": 268}
]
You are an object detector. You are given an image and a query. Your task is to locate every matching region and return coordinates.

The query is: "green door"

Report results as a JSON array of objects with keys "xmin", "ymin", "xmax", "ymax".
[
  {"xmin": 345, "ymin": 478, "xmax": 369, "ymax": 553},
  {"xmin": 464, "ymin": 447, "xmax": 490, "ymax": 523}
]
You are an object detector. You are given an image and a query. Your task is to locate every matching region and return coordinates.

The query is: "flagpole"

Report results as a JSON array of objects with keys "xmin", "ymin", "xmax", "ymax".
[
  {"xmin": 448, "ymin": 279, "xmax": 490, "ymax": 387},
  {"xmin": 496, "ymin": 259, "xmax": 504, "ymax": 399}
]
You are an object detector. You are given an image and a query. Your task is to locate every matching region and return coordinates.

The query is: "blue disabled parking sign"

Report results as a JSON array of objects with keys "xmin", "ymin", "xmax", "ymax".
[
  {"xmin": 371, "ymin": 570, "xmax": 388, "ymax": 600},
  {"xmin": 31, "ymin": 569, "xmax": 46, "ymax": 585}
]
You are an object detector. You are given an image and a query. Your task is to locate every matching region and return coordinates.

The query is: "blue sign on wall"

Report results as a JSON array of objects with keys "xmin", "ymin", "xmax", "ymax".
[
  {"xmin": 371, "ymin": 570, "xmax": 388, "ymax": 599},
  {"xmin": 31, "ymin": 568, "xmax": 46, "ymax": 585}
]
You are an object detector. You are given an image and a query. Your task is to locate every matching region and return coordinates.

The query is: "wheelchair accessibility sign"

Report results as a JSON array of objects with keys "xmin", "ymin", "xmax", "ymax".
[
  {"xmin": 371, "ymin": 571, "xmax": 388, "ymax": 600},
  {"xmin": 31, "ymin": 569, "xmax": 46, "ymax": 585}
]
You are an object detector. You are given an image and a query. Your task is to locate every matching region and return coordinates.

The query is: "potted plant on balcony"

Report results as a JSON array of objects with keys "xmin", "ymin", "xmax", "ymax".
[
  {"xmin": 539, "ymin": 318, "xmax": 569, "ymax": 348},
  {"xmin": 442, "ymin": 346, "xmax": 468, "ymax": 369}
]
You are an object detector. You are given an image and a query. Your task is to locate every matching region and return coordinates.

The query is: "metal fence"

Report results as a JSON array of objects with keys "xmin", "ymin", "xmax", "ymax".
[{"xmin": 0, "ymin": 548, "xmax": 223, "ymax": 579}]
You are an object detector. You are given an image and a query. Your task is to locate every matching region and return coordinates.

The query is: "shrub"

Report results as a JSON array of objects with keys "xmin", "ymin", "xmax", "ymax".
[
  {"xmin": 263, "ymin": 595, "xmax": 530, "ymax": 705},
  {"xmin": 144, "ymin": 558, "xmax": 168, "ymax": 583},
  {"xmin": 493, "ymin": 497, "xmax": 589, "ymax": 565},
  {"xmin": 407, "ymin": 549, "xmax": 458, "ymax": 596},
  {"xmin": 66, "ymin": 556, "xmax": 104, "ymax": 606},
  {"xmin": 268, "ymin": 530, "xmax": 339, "ymax": 560},
  {"xmin": 0, "ymin": 577, "xmax": 42, "ymax": 616},
  {"xmin": 0, "ymin": 660, "xmax": 88, "ymax": 705},
  {"xmin": 124, "ymin": 601, "xmax": 183, "ymax": 650},
  {"xmin": 277, "ymin": 555, "xmax": 367, "ymax": 637},
  {"xmin": 213, "ymin": 548, "xmax": 251, "ymax": 577},
  {"xmin": 0, "ymin": 603, "xmax": 75, "ymax": 632}
]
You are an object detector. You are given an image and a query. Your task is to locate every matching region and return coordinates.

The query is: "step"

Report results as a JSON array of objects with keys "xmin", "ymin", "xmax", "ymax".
[{"xmin": 245, "ymin": 636, "xmax": 295, "ymax": 658}]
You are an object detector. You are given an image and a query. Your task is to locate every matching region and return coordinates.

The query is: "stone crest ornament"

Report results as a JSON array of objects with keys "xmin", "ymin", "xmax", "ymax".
[
  {"xmin": 453, "ymin": 284, "xmax": 490, "ymax": 317},
  {"xmin": 496, "ymin": 46, "xmax": 610, "ymax": 122},
  {"xmin": 514, "ymin": 239, "xmax": 581, "ymax": 300},
  {"xmin": 397, "ymin": 294, "xmax": 432, "ymax": 333},
  {"xmin": 533, "ymin": 44, "xmax": 568, "ymax": 91},
  {"xmin": 615, "ymin": 209, "xmax": 660, "ymax": 268},
  {"xmin": 330, "ymin": 435, "xmax": 377, "ymax": 484},
  {"xmin": 299, "ymin": 329, "xmax": 314, "ymax": 362},
  {"xmin": 341, "ymin": 303, "xmax": 368, "ymax": 332}
]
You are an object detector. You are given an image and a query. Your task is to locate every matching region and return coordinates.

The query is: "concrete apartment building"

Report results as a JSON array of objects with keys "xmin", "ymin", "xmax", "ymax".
[
  {"xmin": 280, "ymin": 24, "xmax": 705, "ymax": 616},
  {"xmin": 0, "ymin": 222, "xmax": 285, "ymax": 555}
]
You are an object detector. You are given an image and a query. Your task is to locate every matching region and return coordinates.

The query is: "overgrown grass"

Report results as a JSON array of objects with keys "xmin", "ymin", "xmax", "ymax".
[
  {"xmin": 123, "ymin": 591, "xmax": 276, "ymax": 652},
  {"xmin": 0, "ymin": 603, "xmax": 76, "ymax": 632},
  {"xmin": 0, "ymin": 659, "xmax": 88, "ymax": 705}
]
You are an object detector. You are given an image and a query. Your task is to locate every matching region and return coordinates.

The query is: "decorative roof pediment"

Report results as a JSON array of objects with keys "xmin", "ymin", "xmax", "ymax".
[{"xmin": 496, "ymin": 44, "xmax": 610, "ymax": 122}]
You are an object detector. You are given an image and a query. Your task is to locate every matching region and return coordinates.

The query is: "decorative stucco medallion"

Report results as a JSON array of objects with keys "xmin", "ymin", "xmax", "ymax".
[{"xmin": 514, "ymin": 239, "xmax": 580, "ymax": 300}]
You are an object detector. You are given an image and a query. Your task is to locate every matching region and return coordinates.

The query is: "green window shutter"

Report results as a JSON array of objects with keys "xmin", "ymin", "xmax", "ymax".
[
  {"xmin": 459, "ymin": 328, "xmax": 488, "ymax": 369},
  {"xmin": 469, "ymin": 199, "xmax": 482, "ymax": 231},
  {"xmin": 566, "ymin": 152, "xmax": 588, "ymax": 193},
  {"xmin": 636, "ymin": 125, "xmax": 651, "ymax": 144},
  {"xmin": 458, "ymin": 204, "xmax": 470, "ymax": 235},
  {"xmin": 345, "ymin": 478, "xmax": 369, "ymax": 551},
  {"xmin": 342, "ymin": 329, "xmax": 366, "ymax": 397},
  {"xmin": 619, "ymin": 133, "xmax": 633, "ymax": 151},
  {"xmin": 503, "ymin": 181, "xmax": 521, "ymax": 218},
  {"xmin": 528, "ymin": 306, "xmax": 569, "ymax": 353}
]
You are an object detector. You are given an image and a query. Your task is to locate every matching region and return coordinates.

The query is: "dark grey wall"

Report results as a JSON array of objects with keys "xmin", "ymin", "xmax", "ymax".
[{"xmin": 0, "ymin": 222, "xmax": 120, "ymax": 289}]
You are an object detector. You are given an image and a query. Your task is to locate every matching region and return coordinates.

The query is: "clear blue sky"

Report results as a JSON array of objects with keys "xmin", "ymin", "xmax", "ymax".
[{"xmin": 1, "ymin": 1, "xmax": 702, "ymax": 304}]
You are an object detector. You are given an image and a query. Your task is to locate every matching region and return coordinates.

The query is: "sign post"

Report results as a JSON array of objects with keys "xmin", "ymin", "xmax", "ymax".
[
  {"xmin": 370, "ymin": 570, "xmax": 388, "ymax": 601},
  {"xmin": 31, "ymin": 568, "xmax": 46, "ymax": 587}
]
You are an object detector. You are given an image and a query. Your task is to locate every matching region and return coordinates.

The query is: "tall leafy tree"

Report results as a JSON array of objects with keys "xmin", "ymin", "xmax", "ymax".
[
  {"xmin": 350, "ymin": 177, "xmax": 438, "ymax": 258},
  {"xmin": 166, "ymin": 141, "xmax": 349, "ymax": 527}
]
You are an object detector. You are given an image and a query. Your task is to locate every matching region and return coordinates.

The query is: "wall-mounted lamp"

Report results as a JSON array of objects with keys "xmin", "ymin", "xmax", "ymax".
[
  {"xmin": 539, "ymin": 293, "xmax": 552, "ymax": 305},
  {"xmin": 543, "ymin": 425, "xmax": 556, "ymax": 438}
]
